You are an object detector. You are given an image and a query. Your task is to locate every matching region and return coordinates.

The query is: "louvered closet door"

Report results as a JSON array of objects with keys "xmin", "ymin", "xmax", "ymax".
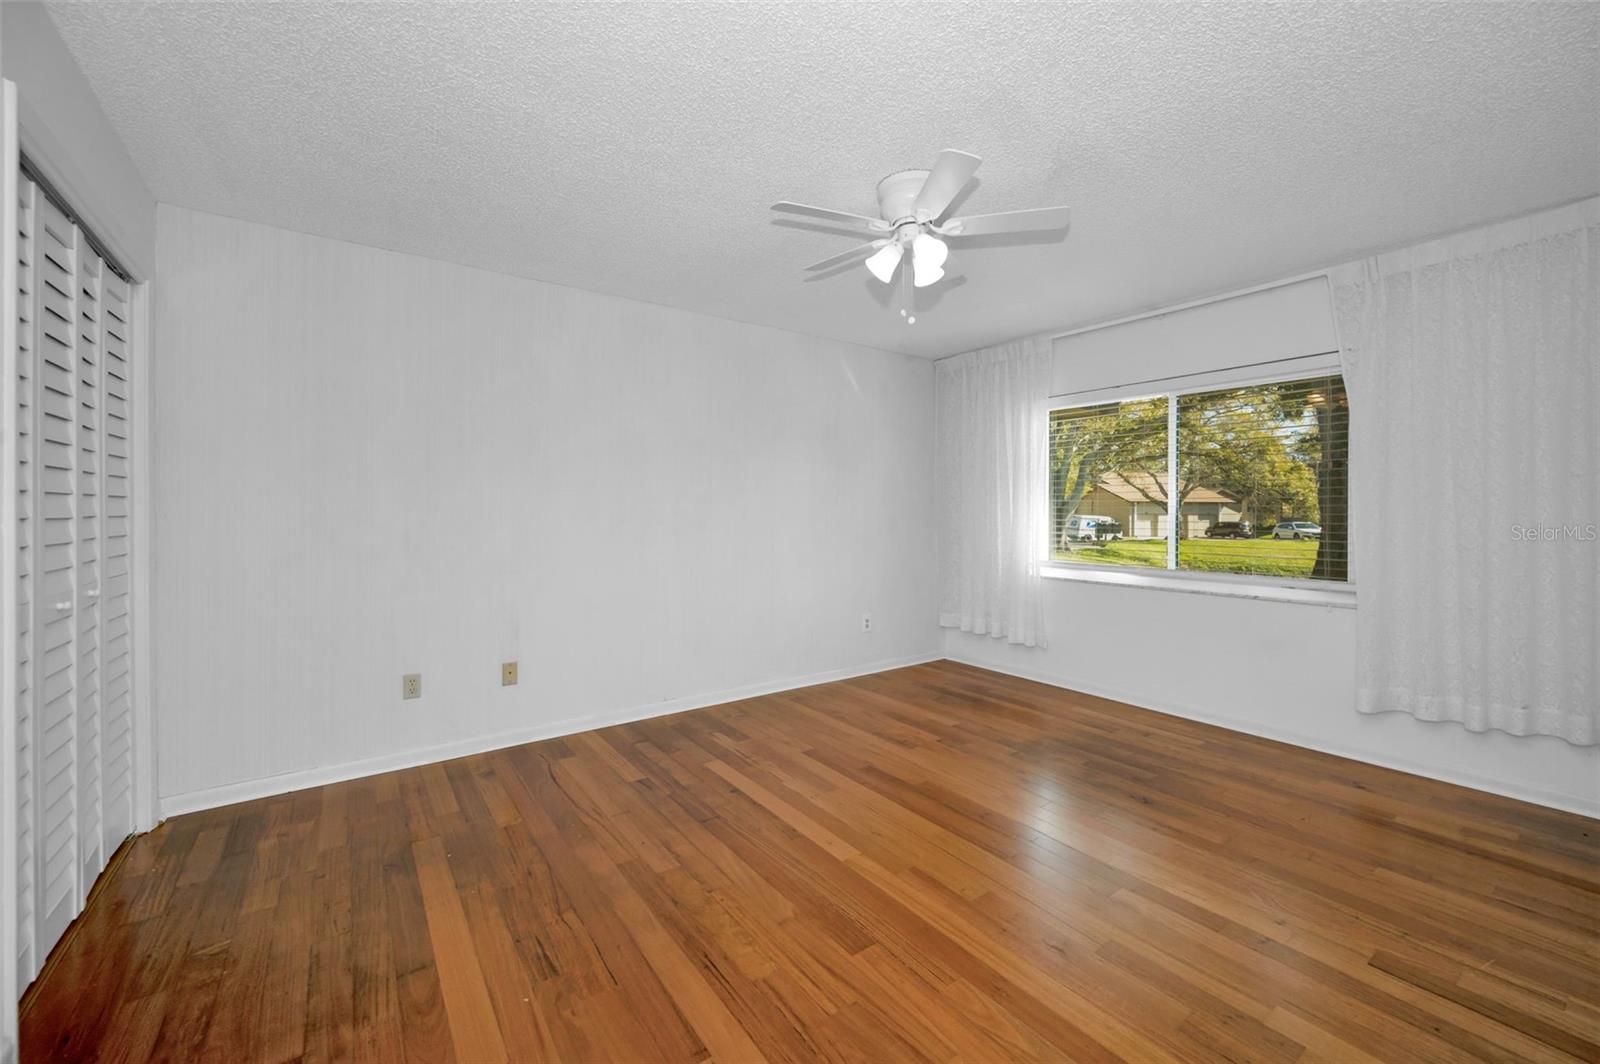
[
  {"xmin": 76, "ymin": 249, "xmax": 105, "ymax": 891},
  {"xmin": 32, "ymin": 187, "xmax": 81, "ymax": 960},
  {"xmin": 14, "ymin": 174, "xmax": 38, "ymax": 987},
  {"xmin": 13, "ymin": 171, "xmax": 136, "ymax": 987},
  {"xmin": 98, "ymin": 269, "xmax": 133, "ymax": 851}
]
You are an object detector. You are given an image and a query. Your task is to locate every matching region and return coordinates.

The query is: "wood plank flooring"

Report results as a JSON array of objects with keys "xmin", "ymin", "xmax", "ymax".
[{"xmin": 20, "ymin": 660, "xmax": 1600, "ymax": 1062}]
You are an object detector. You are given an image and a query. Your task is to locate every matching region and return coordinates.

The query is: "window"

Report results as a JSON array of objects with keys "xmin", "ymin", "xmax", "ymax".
[
  {"xmin": 1049, "ymin": 373, "xmax": 1348, "ymax": 583},
  {"xmin": 1049, "ymin": 396, "xmax": 1169, "ymax": 569}
]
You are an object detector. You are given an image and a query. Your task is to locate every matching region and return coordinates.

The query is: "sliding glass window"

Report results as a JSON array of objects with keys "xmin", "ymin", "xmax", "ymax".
[
  {"xmin": 1049, "ymin": 396, "xmax": 1168, "ymax": 568},
  {"xmin": 1175, "ymin": 374, "xmax": 1348, "ymax": 580},
  {"xmin": 1048, "ymin": 373, "xmax": 1349, "ymax": 583}
]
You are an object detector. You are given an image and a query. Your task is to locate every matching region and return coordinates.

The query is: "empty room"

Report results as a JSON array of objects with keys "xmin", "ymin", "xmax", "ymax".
[{"xmin": 1, "ymin": 1, "xmax": 1597, "ymax": 1061}]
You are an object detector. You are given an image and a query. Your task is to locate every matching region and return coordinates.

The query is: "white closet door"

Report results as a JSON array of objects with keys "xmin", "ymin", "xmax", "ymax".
[
  {"xmin": 32, "ymin": 188, "xmax": 80, "ymax": 957},
  {"xmin": 13, "ymin": 174, "xmax": 38, "ymax": 987},
  {"xmin": 99, "ymin": 270, "xmax": 133, "ymax": 851},
  {"xmin": 11, "ymin": 168, "xmax": 136, "ymax": 988},
  {"xmin": 76, "ymin": 249, "xmax": 103, "ymax": 894}
]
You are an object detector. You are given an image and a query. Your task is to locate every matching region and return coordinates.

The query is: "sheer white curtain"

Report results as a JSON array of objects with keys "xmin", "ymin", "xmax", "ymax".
[
  {"xmin": 936, "ymin": 335, "xmax": 1051, "ymax": 648},
  {"xmin": 1332, "ymin": 198, "xmax": 1599, "ymax": 744}
]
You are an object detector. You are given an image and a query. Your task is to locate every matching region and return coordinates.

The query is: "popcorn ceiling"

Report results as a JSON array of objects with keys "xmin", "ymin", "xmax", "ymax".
[{"xmin": 43, "ymin": 1, "xmax": 1599, "ymax": 358}]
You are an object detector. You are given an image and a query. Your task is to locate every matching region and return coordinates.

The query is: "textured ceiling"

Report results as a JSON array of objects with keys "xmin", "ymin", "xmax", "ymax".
[{"xmin": 43, "ymin": 1, "xmax": 1600, "ymax": 359}]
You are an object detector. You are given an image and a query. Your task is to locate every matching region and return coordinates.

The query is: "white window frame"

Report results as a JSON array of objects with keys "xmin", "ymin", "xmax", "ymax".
[{"xmin": 1042, "ymin": 356, "xmax": 1356, "ymax": 608}]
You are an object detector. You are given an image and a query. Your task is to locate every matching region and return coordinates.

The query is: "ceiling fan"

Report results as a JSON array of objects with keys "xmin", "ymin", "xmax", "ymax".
[{"xmin": 772, "ymin": 150, "xmax": 1070, "ymax": 323}]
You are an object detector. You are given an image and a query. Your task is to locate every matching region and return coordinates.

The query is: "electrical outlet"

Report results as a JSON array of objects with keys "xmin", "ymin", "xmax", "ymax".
[
  {"xmin": 862, "ymin": 613, "xmax": 872, "ymax": 633},
  {"xmin": 402, "ymin": 673, "xmax": 422, "ymax": 700},
  {"xmin": 501, "ymin": 661, "xmax": 518, "ymax": 686}
]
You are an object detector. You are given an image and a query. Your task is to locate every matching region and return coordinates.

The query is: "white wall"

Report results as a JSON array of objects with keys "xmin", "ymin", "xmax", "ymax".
[
  {"xmin": 1049, "ymin": 277, "xmax": 1340, "ymax": 398},
  {"xmin": 0, "ymin": 2, "xmax": 155, "ymax": 277},
  {"xmin": 154, "ymin": 205, "xmax": 938, "ymax": 810},
  {"xmin": 947, "ymin": 278, "xmax": 1600, "ymax": 818},
  {"xmin": 946, "ymin": 587, "xmax": 1599, "ymax": 815}
]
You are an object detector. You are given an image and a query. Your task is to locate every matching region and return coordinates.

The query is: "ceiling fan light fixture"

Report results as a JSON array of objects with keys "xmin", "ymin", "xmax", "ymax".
[
  {"xmin": 864, "ymin": 243, "xmax": 903, "ymax": 284},
  {"xmin": 774, "ymin": 150, "xmax": 1072, "ymax": 320},
  {"xmin": 911, "ymin": 233, "xmax": 948, "ymax": 288},
  {"xmin": 912, "ymin": 232, "xmax": 948, "ymax": 268}
]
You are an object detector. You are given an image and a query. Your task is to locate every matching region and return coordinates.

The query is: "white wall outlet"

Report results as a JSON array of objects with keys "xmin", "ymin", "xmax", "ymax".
[
  {"xmin": 402, "ymin": 673, "xmax": 422, "ymax": 700},
  {"xmin": 862, "ymin": 613, "xmax": 872, "ymax": 633},
  {"xmin": 501, "ymin": 661, "xmax": 518, "ymax": 686}
]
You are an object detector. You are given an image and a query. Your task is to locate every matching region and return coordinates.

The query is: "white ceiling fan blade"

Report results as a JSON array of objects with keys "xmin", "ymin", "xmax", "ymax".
[
  {"xmin": 772, "ymin": 201, "xmax": 890, "ymax": 231},
  {"xmin": 804, "ymin": 240, "xmax": 888, "ymax": 272},
  {"xmin": 939, "ymin": 206, "xmax": 1071, "ymax": 237},
  {"xmin": 912, "ymin": 149, "xmax": 982, "ymax": 220}
]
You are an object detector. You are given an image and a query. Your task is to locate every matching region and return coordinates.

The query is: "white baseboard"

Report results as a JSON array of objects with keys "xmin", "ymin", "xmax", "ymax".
[
  {"xmin": 158, "ymin": 652, "xmax": 942, "ymax": 819},
  {"xmin": 943, "ymin": 652, "xmax": 1600, "ymax": 820}
]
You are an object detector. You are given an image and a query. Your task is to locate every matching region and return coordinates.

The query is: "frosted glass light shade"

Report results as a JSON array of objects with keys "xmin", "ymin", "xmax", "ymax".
[
  {"xmin": 864, "ymin": 243, "xmax": 902, "ymax": 284},
  {"xmin": 911, "ymin": 234, "xmax": 948, "ymax": 287}
]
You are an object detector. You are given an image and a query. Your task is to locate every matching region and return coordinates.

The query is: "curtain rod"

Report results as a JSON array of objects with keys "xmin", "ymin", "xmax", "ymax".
[
  {"xmin": 1050, "ymin": 271, "xmax": 1332, "ymax": 342},
  {"xmin": 1048, "ymin": 349, "xmax": 1340, "ymax": 402}
]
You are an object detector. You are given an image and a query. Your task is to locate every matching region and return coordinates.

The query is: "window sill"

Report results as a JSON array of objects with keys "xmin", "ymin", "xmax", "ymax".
[{"xmin": 1039, "ymin": 563, "xmax": 1357, "ymax": 608}]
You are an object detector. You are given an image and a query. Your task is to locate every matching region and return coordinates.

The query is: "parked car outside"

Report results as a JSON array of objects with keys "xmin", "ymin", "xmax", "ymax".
[
  {"xmin": 1273, "ymin": 521, "xmax": 1322, "ymax": 540},
  {"xmin": 1064, "ymin": 514, "xmax": 1124, "ymax": 542},
  {"xmin": 1204, "ymin": 521, "xmax": 1254, "ymax": 539}
]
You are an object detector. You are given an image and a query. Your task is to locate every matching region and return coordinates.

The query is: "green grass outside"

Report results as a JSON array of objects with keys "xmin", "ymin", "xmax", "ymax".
[{"xmin": 1052, "ymin": 537, "xmax": 1323, "ymax": 578}]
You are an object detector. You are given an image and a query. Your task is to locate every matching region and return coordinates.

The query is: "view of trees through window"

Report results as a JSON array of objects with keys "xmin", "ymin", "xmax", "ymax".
[{"xmin": 1049, "ymin": 374, "xmax": 1348, "ymax": 581}]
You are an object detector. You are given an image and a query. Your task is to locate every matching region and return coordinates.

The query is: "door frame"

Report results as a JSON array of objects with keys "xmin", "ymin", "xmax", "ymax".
[{"xmin": 1, "ymin": 78, "xmax": 21, "ymax": 1064}]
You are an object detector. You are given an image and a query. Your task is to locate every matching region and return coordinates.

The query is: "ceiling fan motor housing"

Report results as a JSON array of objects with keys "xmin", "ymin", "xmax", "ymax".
[{"xmin": 876, "ymin": 169, "xmax": 933, "ymax": 227}]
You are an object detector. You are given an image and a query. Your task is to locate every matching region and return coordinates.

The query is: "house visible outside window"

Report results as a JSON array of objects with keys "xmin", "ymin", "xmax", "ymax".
[{"xmin": 1048, "ymin": 373, "xmax": 1349, "ymax": 583}]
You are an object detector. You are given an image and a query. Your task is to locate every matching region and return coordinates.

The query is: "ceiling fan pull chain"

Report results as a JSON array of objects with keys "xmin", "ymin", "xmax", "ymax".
[{"xmin": 902, "ymin": 247, "xmax": 917, "ymax": 325}]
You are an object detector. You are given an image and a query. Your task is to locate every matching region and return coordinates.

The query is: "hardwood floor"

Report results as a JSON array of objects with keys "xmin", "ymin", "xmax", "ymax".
[{"xmin": 20, "ymin": 660, "xmax": 1600, "ymax": 1062}]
